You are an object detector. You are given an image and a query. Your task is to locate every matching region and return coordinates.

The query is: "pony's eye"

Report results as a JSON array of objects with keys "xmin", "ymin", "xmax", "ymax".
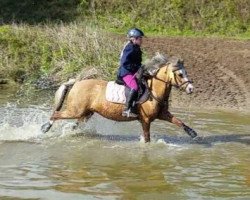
[{"xmin": 179, "ymin": 73, "xmax": 184, "ymax": 78}]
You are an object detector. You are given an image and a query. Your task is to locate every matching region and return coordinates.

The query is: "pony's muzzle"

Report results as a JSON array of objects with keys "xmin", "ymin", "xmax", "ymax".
[{"xmin": 186, "ymin": 83, "xmax": 194, "ymax": 94}]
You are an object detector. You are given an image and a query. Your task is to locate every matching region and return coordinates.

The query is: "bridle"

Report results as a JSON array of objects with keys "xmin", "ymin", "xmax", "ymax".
[
  {"xmin": 172, "ymin": 68, "xmax": 193, "ymax": 89},
  {"xmin": 148, "ymin": 64, "xmax": 192, "ymax": 88},
  {"xmin": 144, "ymin": 64, "xmax": 192, "ymax": 105}
]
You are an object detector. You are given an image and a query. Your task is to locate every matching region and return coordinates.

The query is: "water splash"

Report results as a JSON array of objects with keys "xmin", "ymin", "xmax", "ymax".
[{"xmin": 0, "ymin": 104, "xmax": 49, "ymax": 141}]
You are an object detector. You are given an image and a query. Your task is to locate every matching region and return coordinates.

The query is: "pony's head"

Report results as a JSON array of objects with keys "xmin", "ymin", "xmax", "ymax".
[{"xmin": 145, "ymin": 53, "xmax": 194, "ymax": 94}]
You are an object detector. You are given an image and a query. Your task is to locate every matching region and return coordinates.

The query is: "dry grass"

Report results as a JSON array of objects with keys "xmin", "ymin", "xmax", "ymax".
[{"xmin": 0, "ymin": 23, "xmax": 123, "ymax": 84}]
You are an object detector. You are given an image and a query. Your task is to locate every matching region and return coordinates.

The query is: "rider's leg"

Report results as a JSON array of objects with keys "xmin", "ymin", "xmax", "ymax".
[
  {"xmin": 122, "ymin": 89, "xmax": 138, "ymax": 117},
  {"xmin": 122, "ymin": 74, "xmax": 138, "ymax": 117}
]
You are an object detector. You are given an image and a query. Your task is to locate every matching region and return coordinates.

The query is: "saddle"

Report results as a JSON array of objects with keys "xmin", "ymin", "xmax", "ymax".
[{"xmin": 105, "ymin": 77, "xmax": 149, "ymax": 105}]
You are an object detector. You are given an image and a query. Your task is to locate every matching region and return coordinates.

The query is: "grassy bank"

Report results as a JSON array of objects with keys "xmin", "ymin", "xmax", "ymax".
[
  {"xmin": 81, "ymin": 0, "xmax": 250, "ymax": 38},
  {"xmin": 1, "ymin": 0, "xmax": 249, "ymax": 38},
  {"xmin": 0, "ymin": 0, "xmax": 249, "ymax": 87},
  {"xmin": 0, "ymin": 24, "xmax": 123, "ymax": 86}
]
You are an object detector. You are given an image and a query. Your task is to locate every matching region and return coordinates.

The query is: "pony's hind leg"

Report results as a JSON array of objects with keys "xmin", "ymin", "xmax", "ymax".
[
  {"xmin": 42, "ymin": 110, "xmax": 91, "ymax": 133},
  {"xmin": 41, "ymin": 81, "xmax": 73, "ymax": 133},
  {"xmin": 51, "ymin": 109, "xmax": 81, "ymax": 120},
  {"xmin": 72, "ymin": 112, "xmax": 93, "ymax": 130},
  {"xmin": 41, "ymin": 110, "xmax": 75, "ymax": 133},
  {"xmin": 41, "ymin": 110, "xmax": 80, "ymax": 133},
  {"xmin": 41, "ymin": 120, "xmax": 54, "ymax": 133}
]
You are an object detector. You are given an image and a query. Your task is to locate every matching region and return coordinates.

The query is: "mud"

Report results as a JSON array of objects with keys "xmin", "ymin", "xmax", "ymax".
[{"xmin": 141, "ymin": 37, "xmax": 250, "ymax": 111}]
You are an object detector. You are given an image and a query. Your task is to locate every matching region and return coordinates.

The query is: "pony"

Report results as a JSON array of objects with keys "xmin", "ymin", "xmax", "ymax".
[{"xmin": 41, "ymin": 53, "xmax": 198, "ymax": 142}]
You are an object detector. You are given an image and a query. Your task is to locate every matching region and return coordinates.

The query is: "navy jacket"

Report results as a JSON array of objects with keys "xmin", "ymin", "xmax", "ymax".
[{"xmin": 117, "ymin": 42, "xmax": 142, "ymax": 78}]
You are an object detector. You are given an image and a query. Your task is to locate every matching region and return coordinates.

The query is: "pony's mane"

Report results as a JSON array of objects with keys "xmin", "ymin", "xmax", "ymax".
[
  {"xmin": 144, "ymin": 53, "xmax": 183, "ymax": 75},
  {"xmin": 144, "ymin": 53, "xmax": 168, "ymax": 74}
]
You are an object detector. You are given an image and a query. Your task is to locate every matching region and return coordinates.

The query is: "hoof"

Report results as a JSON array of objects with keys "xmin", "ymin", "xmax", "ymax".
[
  {"xmin": 139, "ymin": 135, "xmax": 150, "ymax": 143},
  {"xmin": 41, "ymin": 122, "xmax": 52, "ymax": 133},
  {"xmin": 183, "ymin": 124, "xmax": 198, "ymax": 138}
]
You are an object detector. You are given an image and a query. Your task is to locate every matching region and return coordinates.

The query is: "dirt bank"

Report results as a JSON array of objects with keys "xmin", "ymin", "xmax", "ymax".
[{"xmin": 142, "ymin": 37, "xmax": 250, "ymax": 111}]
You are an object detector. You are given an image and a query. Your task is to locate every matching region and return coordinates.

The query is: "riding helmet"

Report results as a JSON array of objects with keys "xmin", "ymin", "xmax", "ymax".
[{"xmin": 127, "ymin": 28, "xmax": 144, "ymax": 38}]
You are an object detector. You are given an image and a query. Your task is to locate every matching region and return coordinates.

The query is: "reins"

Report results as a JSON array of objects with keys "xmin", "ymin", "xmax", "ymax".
[
  {"xmin": 143, "ymin": 63, "xmax": 192, "ymax": 106},
  {"xmin": 144, "ymin": 78, "xmax": 169, "ymax": 106},
  {"xmin": 143, "ymin": 74, "xmax": 171, "ymax": 106}
]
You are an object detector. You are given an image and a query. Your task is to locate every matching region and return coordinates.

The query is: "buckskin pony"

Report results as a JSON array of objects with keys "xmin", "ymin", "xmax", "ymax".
[{"xmin": 41, "ymin": 53, "xmax": 199, "ymax": 142}]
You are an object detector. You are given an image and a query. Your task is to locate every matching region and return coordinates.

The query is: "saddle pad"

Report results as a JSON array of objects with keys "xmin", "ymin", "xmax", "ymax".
[{"xmin": 106, "ymin": 81, "xmax": 126, "ymax": 104}]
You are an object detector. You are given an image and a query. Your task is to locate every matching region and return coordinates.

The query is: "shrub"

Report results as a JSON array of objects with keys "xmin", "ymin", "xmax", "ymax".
[{"xmin": 0, "ymin": 23, "xmax": 123, "ymax": 84}]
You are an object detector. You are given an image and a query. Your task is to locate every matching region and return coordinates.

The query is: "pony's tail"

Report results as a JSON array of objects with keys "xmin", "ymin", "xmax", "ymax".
[
  {"xmin": 41, "ymin": 78, "xmax": 76, "ymax": 133},
  {"xmin": 54, "ymin": 79, "xmax": 76, "ymax": 111}
]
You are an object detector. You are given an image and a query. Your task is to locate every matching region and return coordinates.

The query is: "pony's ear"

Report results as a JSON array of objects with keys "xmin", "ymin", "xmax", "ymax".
[{"xmin": 179, "ymin": 58, "xmax": 184, "ymax": 64}]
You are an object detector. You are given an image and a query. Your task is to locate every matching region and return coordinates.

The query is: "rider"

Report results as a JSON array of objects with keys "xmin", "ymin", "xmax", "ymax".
[{"xmin": 117, "ymin": 28, "xmax": 144, "ymax": 117}]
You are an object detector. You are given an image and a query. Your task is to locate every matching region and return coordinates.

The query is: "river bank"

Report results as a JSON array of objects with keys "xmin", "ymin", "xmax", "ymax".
[{"xmin": 1, "ymin": 23, "xmax": 250, "ymax": 111}]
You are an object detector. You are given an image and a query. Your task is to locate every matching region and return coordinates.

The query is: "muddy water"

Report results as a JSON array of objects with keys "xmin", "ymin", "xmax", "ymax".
[{"xmin": 0, "ymin": 87, "xmax": 249, "ymax": 200}]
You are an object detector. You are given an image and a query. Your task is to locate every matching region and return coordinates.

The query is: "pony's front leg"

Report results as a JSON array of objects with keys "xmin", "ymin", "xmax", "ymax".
[
  {"xmin": 140, "ymin": 120, "xmax": 151, "ymax": 143},
  {"xmin": 158, "ymin": 110, "xmax": 198, "ymax": 139}
]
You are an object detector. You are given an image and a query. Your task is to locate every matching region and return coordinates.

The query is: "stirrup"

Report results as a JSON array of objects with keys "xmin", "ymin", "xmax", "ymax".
[{"xmin": 122, "ymin": 109, "xmax": 138, "ymax": 118}]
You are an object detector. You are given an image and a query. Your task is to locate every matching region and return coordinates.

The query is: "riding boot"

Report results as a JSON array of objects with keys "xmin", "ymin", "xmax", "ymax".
[{"xmin": 122, "ymin": 89, "xmax": 138, "ymax": 117}]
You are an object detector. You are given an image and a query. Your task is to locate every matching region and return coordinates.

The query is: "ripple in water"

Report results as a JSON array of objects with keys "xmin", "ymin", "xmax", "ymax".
[{"xmin": 0, "ymin": 104, "xmax": 249, "ymax": 199}]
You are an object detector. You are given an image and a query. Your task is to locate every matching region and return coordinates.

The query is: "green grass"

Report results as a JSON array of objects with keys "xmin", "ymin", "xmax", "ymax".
[
  {"xmin": 0, "ymin": 23, "xmax": 123, "ymax": 85},
  {"xmin": 1, "ymin": 0, "xmax": 249, "ymax": 38},
  {"xmin": 0, "ymin": 0, "xmax": 249, "ymax": 87},
  {"xmin": 80, "ymin": 0, "xmax": 250, "ymax": 39}
]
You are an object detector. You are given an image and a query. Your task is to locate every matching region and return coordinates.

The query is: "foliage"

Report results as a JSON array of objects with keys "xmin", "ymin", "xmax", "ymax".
[
  {"xmin": 0, "ymin": 24, "xmax": 122, "ymax": 83},
  {"xmin": 78, "ymin": 0, "xmax": 250, "ymax": 37},
  {"xmin": 0, "ymin": 0, "xmax": 249, "ymax": 36},
  {"xmin": 0, "ymin": 0, "xmax": 249, "ymax": 86},
  {"xmin": 0, "ymin": 0, "xmax": 80, "ymax": 24}
]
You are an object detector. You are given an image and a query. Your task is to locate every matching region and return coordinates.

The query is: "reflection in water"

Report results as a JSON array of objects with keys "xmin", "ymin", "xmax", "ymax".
[
  {"xmin": 0, "ymin": 136, "xmax": 249, "ymax": 200},
  {"xmin": 0, "ymin": 89, "xmax": 249, "ymax": 199}
]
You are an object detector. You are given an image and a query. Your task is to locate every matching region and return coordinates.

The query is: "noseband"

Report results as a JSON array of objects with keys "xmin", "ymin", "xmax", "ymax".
[{"xmin": 172, "ymin": 68, "xmax": 193, "ymax": 89}]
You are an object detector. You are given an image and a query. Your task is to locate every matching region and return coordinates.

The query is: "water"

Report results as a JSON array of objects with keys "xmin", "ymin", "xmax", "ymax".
[{"xmin": 0, "ymin": 87, "xmax": 249, "ymax": 200}]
